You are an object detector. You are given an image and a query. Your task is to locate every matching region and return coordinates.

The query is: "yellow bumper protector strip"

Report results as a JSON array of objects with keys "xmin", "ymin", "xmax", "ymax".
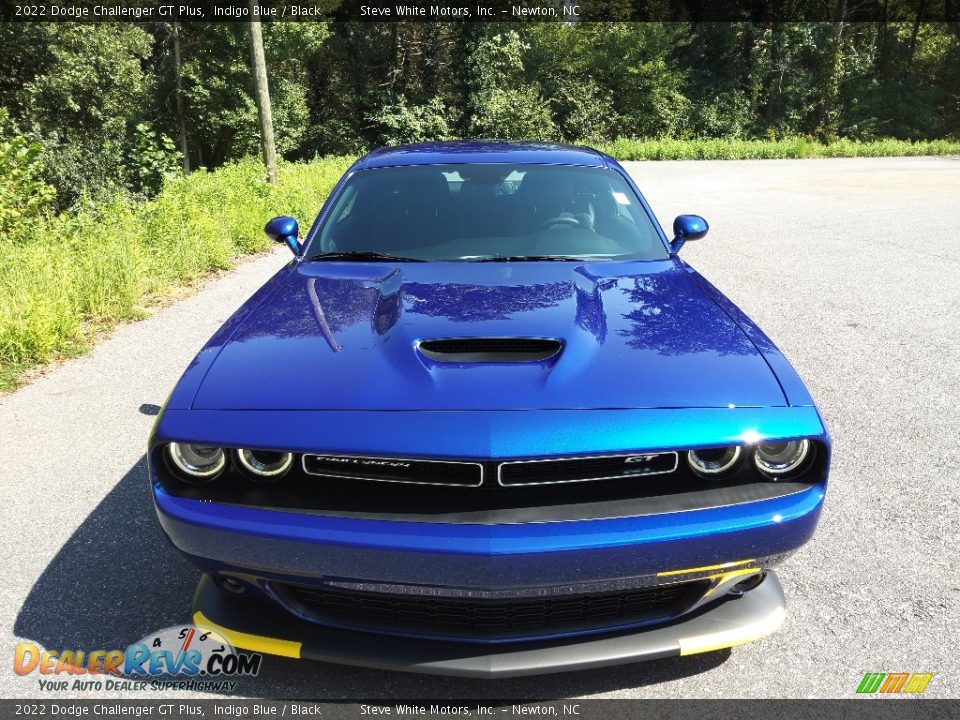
[
  {"xmin": 193, "ymin": 611, "xmax": 302, "ymax": 659},
  {"xmin": 657, "ymin": 559, "xmax": 754, "ymax": 577},
  {"xmin": 678, "ymin": 605, "xmax": 786, "ymax": 656}
]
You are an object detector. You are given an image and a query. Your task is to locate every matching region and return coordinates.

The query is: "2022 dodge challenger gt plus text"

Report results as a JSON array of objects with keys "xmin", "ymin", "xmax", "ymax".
[{"xmin": 150, "ymin": 141, "xmax": 829, "ymax": 678}]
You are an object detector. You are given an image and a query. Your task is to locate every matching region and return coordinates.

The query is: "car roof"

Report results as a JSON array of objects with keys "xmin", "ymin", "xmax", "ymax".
[{"xmin": 358, "ymin": 140, "xmax": 612, "ymax": 169}]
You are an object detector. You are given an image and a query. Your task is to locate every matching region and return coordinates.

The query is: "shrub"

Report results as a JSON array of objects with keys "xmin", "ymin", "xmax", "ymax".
[
  {"xmin": 0, "ymin": 110, "xmax": 56, "ymax": 235},
  {"xmin": 467, "ymin": 31, "xmax": 555, "ymax": 140},
  {"xmin": 553, "ymin": 81, "xmax": 616, "ymax": 144},
  {"xmin": 125, "ymin": 122, "xmax": 182, "ymax": 198},
  {"xmin": 470, "ymin": 87, "xmax": 555, "ymax": 141},
  {"xmin": 368, "ymin": 96, "xmax": 457, "ymax": 146},
  {"xmin": 597, "ymin": 137, "xmax": 960, "ymax": 161},
  {"xmin": 0, "ymin": 156, "xmax": 353, "ymax": 390}
]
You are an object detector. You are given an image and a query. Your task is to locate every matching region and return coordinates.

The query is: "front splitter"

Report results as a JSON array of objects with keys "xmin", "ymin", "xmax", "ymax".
[{"xmin": 191, "ymin": 572, "xmax": 785, "ymax": 678}]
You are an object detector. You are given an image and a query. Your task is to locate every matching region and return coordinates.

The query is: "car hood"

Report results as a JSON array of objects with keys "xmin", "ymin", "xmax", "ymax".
[{"xmin": 190, "ymin": 260, "xmax": 786, "ymax": 411}]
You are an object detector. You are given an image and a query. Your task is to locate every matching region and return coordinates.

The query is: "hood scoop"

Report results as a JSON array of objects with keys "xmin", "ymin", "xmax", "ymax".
[{"xmin": 417, "ymin": 337, "xmax": 563, "ymax": 363}]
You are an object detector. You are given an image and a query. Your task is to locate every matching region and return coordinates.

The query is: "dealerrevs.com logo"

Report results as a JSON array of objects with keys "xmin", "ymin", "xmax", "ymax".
[{"xmin": 14, "ymin": 625, "xmax": 261, "ymax": 693}]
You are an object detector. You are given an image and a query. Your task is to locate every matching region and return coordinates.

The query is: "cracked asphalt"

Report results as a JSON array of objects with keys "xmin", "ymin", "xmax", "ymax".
[{"xmin": 1, "ymin": 157, "xmax": 958, "ymax": 699}]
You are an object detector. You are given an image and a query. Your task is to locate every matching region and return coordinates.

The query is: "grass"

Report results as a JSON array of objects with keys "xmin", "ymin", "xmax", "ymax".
[
  {"xmin": 0, "ymin": 156, "xmax": 352, "ymax": 391},
  {"xmin": 3, "ymin": 135, "xmax": 959, "ymax": 391},
  {"xmin": 597, "ymin": 137, "xmax": 960, "ymax": 160}
]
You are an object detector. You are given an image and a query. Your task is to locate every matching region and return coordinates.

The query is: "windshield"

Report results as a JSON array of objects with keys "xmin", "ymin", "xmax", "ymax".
[{"xmin": 308, "ymin": 163, "xmax": 667, "ymax": 261}]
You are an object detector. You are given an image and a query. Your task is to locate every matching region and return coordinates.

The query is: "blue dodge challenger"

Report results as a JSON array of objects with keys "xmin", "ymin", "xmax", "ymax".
[{"xmin": 150, "ymin": 141, "xmax": 829, "ymax": 677}]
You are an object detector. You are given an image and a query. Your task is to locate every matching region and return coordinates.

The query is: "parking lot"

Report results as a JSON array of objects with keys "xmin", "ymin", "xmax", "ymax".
[{"xmin": 1, "ymin": 157, "xmax": 958, "ymax": 698}]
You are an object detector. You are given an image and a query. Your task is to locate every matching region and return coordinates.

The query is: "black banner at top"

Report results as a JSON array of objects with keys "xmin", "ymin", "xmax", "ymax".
[{"xmin": 1, "ymin": 0, "xmax": 957, "ymax": 23}]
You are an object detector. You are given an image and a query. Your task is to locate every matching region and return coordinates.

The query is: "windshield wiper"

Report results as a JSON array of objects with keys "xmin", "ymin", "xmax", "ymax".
[
  {"xmin": 470, "ymin": 255, "xmax": 586, "ymax": 262},
  {"xmin": 308, "ymin": 251, "xmax": 425, "ymax": 262}
]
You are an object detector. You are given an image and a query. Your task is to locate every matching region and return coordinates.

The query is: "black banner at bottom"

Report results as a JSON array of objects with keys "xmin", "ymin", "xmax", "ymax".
[{"xmin": 1, "ymin": 700, "xmax": 957, "ymax": 720}]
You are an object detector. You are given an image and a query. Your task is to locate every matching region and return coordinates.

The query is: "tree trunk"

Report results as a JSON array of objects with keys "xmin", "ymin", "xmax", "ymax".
[
  {"xmin": 763, "ymin": 22, "xmax": 783, "ymax": 125},
  {"xmin": 876, "ymin": 0, "xmax": 889, "ymax": 74},
  {"xmin": 247, "ymin": 8, "xmax": 278, "ymax": 185},
  {"xmin": 908, "ymin": 0, "xmax": 929, "ymax": 66},
  {"xmin": 172, "ymin": 22, "xmax": 190, "ymax": 174},
  {"xmin": 818, "ymin": 0, "xmax": 847, "ymax": 141}
]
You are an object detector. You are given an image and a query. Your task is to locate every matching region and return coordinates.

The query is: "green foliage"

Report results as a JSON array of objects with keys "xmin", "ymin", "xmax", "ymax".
[
  {"xmin": 15, "ymin": 24, "xmax": 154, "ymax": 207},
  {"xmin": 522, "ymin": 23, "xmax": 695, "ymax": 141},
  {"xmin": 604, "ymin": 24, "xmax": 691, "ymax": 138},
  {"xmin": 4, "ymin": 20, "xmax": 957, "ymax": 207},
  {"xmin": 126, "ymin": 123, "xmax": 182, "ymax": 198},
  {"xmin": 469, "ymin": 86, "xmax": 556, "ymax": 140},
  {"xmin": 599, "ymin": 137, "xmax": 960, "ymax": 160},
  {"xmin": 0, "ymin": 156, "xmax": 352, "ymax": 391},
  {"xmin": 3, "ymin": 18, "xmax": 960, "ymax": 390},
  {"xmin": 368, "ymin": 96, "xmax": 457, "ymax": 145},
  {"xmin": 467, "ymin": 31, "xmax": 555, "ymax": 140},
  {"xmin": 169, "ymin": 23, "xmax": 329, "ymax": 168},
  {"xmin": 0, "ymin": 110, "xmax": 56, "ymax": 234},
  {"xmin": 551, "ymin": 80, "xmax": 617, "ymax": 144}
]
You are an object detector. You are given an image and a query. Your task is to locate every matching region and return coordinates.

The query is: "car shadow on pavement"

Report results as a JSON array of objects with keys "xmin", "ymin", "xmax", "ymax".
[{"xmin": 15, "ymin": 454, "xmax": 729, "ymax": 698}]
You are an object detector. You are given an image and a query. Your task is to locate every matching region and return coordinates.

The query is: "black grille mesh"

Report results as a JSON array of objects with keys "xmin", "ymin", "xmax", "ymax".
[
  {"xmin": 280, "ymin": 580, "xmax": 707, "ymax": 640},
  {"xmin": 418, "ymin": 338, "xmax": 562, "ymax": 362},
  {"xmin": 499, "ymin": 453, "xmax": 678, "ymax": 486}
]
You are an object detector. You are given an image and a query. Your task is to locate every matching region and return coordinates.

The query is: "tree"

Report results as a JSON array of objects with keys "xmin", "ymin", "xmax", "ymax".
[
  {"xmin": 368, "ymin": 96, "xmax": 456, "ymax": 145},
  {"xmin": 818, "ymin": 0, "xmax": 849, "ymax": 140},
  {"xmin": 247, "ymin": 10, "xmax": 278, "ymax": 184},
  {"xmin": 466, "ymin": 31, "xmax": 555, "ymax": 140},
  {"xmin": 2, "ymin": 23, "xmax": 159, "ymax": 207},
  {"xmin": 1, "ymin": 17, "xmax": 958, "ymax": 213},
  {"xmin": 171, "ymin": 22, "xmax": 190, "ymax": 174}
]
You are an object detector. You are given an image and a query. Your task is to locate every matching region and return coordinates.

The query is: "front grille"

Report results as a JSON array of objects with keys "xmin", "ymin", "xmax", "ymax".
[
  {"xmin": 498, "ymin": 452, "xmax": 679, "ymax": 486},
  {"xmin": 300, "ymin": 452, "xmax": 679, "ymax": 489},
  {"xmin": 417, "ymin": 337, "xmax": 562, "ymax": 362},
  {"xmin": 278, "ymin": 580, "xmax": 707, "ymax": 641},
  {"xmin": 302, "ymin": 454, "xmax": 482, "ymax": 487}
]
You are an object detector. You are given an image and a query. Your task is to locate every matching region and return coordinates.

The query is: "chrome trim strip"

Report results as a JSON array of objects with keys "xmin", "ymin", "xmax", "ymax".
[
  {"xmin": 496, "ymin": 451, "xmax": 680, "ymax": 487},
  {"xmin": 301, "ymin": 453, "xmax": 484, "ymax": 488}
]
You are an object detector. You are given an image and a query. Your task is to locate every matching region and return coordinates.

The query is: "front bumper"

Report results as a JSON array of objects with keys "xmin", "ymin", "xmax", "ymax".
[
  {"xmin": 152, "ymin": 406, "xmax": 827, "ymax": 667},
  {"xmin": 153, "ymin": 406, "xmax": 828, "ymax": 588},
  {"xmin": 155, "ymin": 482, "xmax": 824, "ymax": 588},
  {"xmin": 193, "ymin": 572, "xmax": 786, "ymax": 677}
]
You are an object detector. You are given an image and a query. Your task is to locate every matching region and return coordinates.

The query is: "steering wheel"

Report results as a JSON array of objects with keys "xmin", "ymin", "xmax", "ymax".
[{"xmin": 536, "ymin": 215, "xmax": 581, "ymax": 231}]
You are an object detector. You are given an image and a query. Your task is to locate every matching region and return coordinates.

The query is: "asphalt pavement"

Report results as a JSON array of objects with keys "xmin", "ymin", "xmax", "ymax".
[{"xmin": 1, "ymin": 157, "xmax": 958, "ymax": 699}]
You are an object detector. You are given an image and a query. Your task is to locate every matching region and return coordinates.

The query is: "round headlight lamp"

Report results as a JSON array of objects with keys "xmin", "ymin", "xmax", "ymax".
[
  {"xmin": 236, "ymin": 448, "xmax": 294, "ymax": 482},
  {"xmin": 754, "ymin": 439, "xmax": 811, "ymax": 477},
  {"xmin": 687, "ymin": 446, "xmax": 742, "ymax": 477},
  {"xmin": 168, "ymin": 443, "xmax": 226, "ymax": 482}
]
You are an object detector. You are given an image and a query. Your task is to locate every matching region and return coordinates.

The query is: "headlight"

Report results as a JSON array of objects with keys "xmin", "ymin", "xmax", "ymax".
[
  {"xmin": 687, "ymin": 446, "xmax": 742, "ymax": 477},
  {"xmin": 168, "ymin": 443, "xmax": 226, "ymax": 482},
  {"xmin": 236, "ymin": 448, "xmax": 294, "ymax": 481},
  {"xmin": 754, "ymin": 439, "xmax": 811, "ymax": 477}
]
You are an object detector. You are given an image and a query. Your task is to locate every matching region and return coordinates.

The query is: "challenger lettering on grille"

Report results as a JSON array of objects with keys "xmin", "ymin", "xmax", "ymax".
[
  {"xmin": 314, "ymin": 456, "xmax": 412, "ymax": 468},
  {"xmin": 302, "ymin": 454, "xmax": 483, "ymax": 487}
]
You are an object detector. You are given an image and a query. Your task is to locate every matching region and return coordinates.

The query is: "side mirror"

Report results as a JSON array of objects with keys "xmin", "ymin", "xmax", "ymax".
[
  {"xmin": 670, "ymin": 214, "xmax": 709, "ymax": 254},
  {"xmin": 265, "ymin": 215, "xmax": 301, "ymax": 256}
]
